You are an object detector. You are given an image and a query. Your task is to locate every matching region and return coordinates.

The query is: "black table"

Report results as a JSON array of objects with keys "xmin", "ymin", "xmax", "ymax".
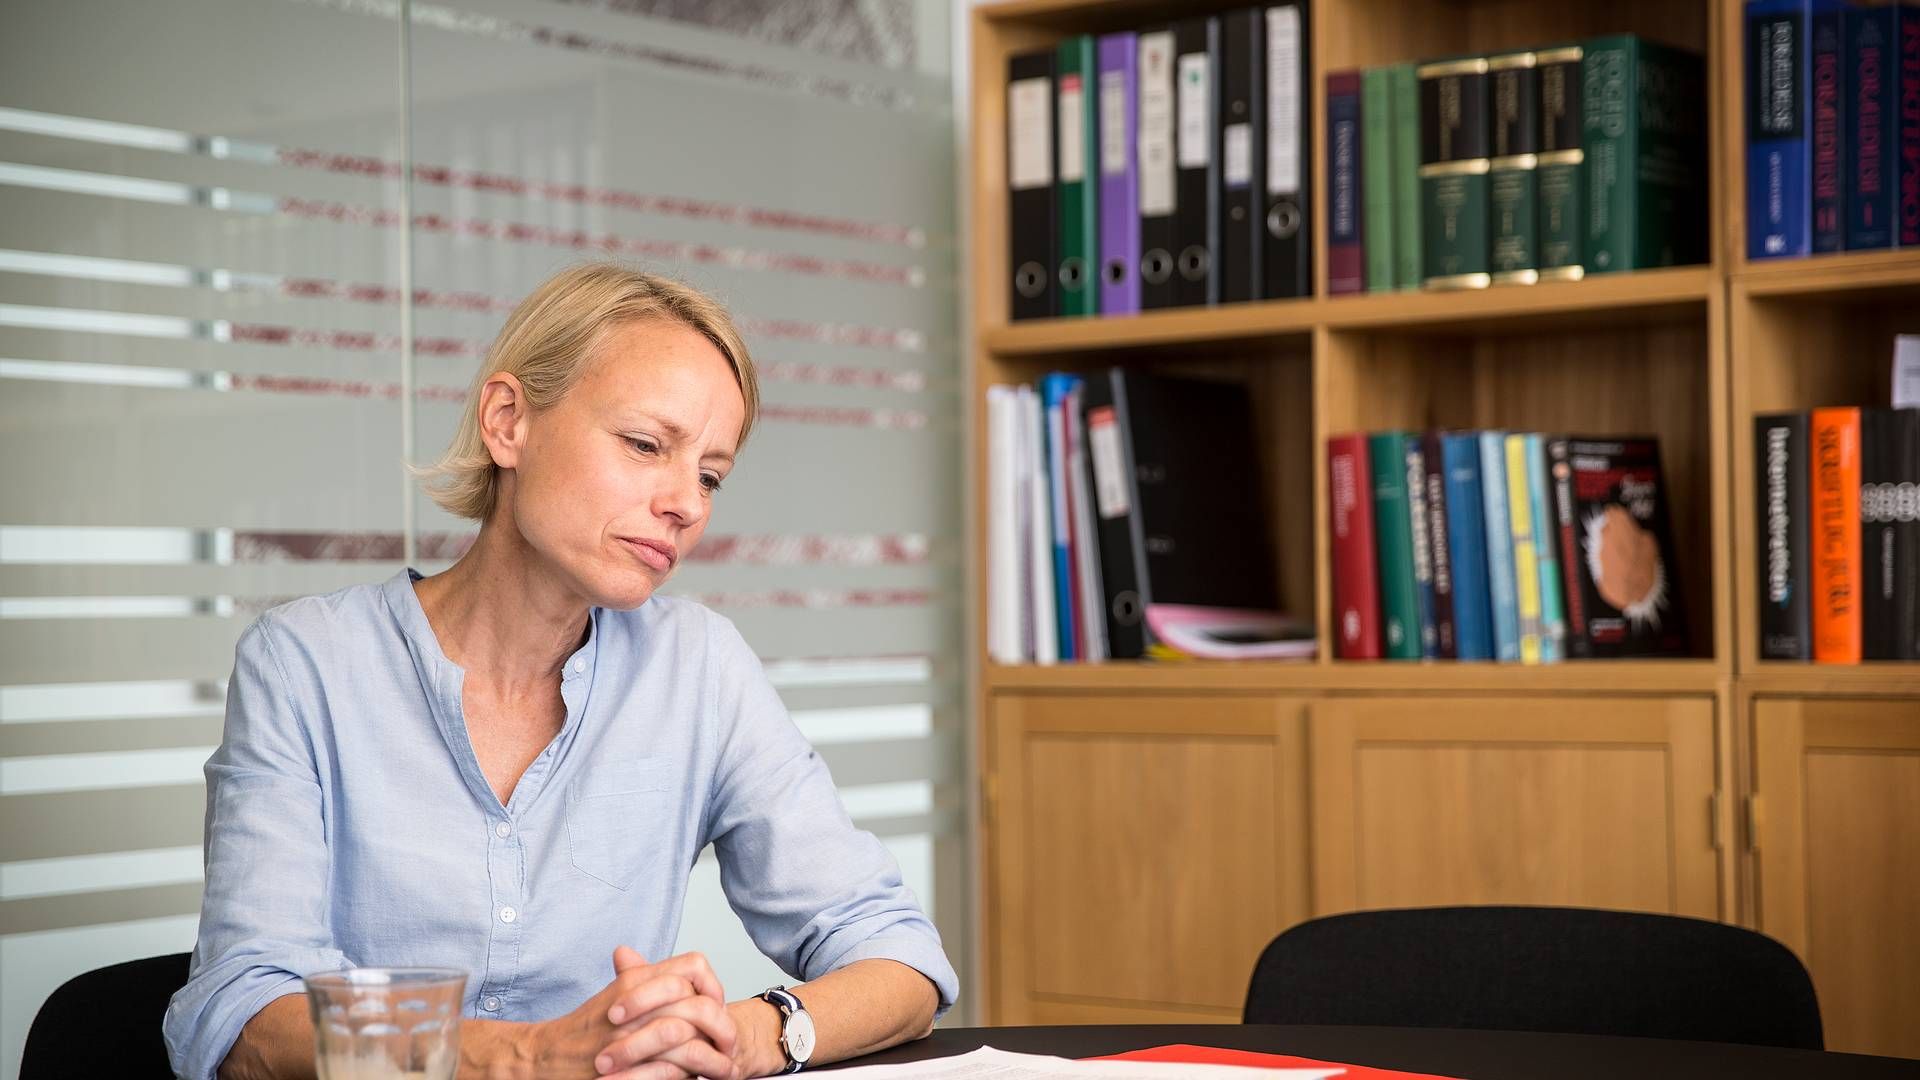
[{"xmin": 821, "ymin": 1025, "xmax": 1920, "ymax": 1078}]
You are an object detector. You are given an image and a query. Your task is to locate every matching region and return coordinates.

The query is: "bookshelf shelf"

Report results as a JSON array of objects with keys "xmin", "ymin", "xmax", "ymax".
[
  {"xmin": 1738, "ymin": 665, "xmax": 1920, "ymax": 698},
  {"xmin": 981, "ymin": 298, "xmax": 1322, "ymax": 357},
  {"xmin": 1318, "ymin": 266, "xmax": 1716, "ymax": 334},
  {"xmin": 1734, "ymin": 251, "xmax": 1920, "ymax": 299},
  {"xmin": 985, "ymin": 659, "xmax": 1725, "ymax": 694}
]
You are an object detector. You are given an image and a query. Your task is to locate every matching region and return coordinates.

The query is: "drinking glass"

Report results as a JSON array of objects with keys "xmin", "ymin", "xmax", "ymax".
[{"xmin": 305, "ymin": 968, "xmax": 467, "ymax": 1080}]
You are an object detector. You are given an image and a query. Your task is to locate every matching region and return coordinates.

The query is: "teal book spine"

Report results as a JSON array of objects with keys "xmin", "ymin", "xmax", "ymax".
[
  {"xmin": 1525, "ymin": 433, "xmax": 1565, "ymax": 662},
  {"xmin": 1371, "ymin": 432, "xmax": 1422, "ymax": 659},
  {"xmin": 1479, "ymin": 431, "xmax": 1522, "ymax": 661},
  {"xmin": 1582, "ymin": 35, "xmax": 1707, "ymax": 273},
  {"xmin": 1055, "ymin": 36, "xmax": 1100, "ymax": 315},
  {"xmin": 1389, "ymin": 63, "xmax": 1423, "ymax": 290},
  {"xmin": 1362, "ymin": 67, "xmax": 1397, "ymax": 291}
]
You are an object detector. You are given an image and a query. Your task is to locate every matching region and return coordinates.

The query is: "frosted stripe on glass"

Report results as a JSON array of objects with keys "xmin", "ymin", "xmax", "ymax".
[
  {"xmin": 0, "ymin": 846, "xmax": 204, "ymax": 902},
  {"xmin": 0, "ymin": 746, "xmax": 215, "ymax": 796}
]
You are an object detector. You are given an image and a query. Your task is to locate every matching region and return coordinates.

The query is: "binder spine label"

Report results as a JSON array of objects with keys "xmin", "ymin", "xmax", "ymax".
[
  {"xmin": 1225, "ymin": 124, "xmax": 1253, "ymax": 186},
  {"xmin": 1178, "ymin": 52, "xmax": 1212, "ymax": 168},
  {"xmin": 1087, "ymin": 407, "xmax": 1131, "ymax": 519},
  {"xmin": 1010, "ymin": 77, "xmax": 1053, "ymax": 191},
  {"xmin": 1266, "ymin": 8, "xmax": 1302, "ymax": 196},
  {"xmin": 1140, "ymin": 33, "xmax": 1177, "ymax": 216},
  {"xmin": 1058, "ymin": 74, "xmax": 1087, "ymax": 183},
  {"xmin": 1101, "ymin": 70, "xmax": 1130, "ymax": 175}
]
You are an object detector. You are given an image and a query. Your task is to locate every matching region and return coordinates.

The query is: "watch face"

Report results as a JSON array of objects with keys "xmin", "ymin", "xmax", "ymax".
[{"xmin": 784, "ymin": 1008, "xmax": 816, "ymax": 1063}]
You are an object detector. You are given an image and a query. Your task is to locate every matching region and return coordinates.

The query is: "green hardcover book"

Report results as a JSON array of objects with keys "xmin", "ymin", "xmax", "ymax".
[
  {"xmin": 1370, "ymin": 431, "xmax": 1422, "ymax": 659},
  {"xmin": 1581, "ymin": 35, "xmax": 1707, "ymax": 274},
  {"xmin": 1362, "ymin": 67, "xmax": 1397, "ymax": 292},
  {"xmin": 1487, "ymin": 51, "xmax": 1540, "ymax": 285},
  {"xmin": 1389, "ymin": 63, "xmax": 1423, "ymax": 290},
  {"xmin": 1418, "ymin": 56, "xmax": 1492, "ymax": 290},
  {"xmin": 1055, "ymin": 35, "xmax": 1099, "ymax": 315},
  {"xmin": 1536, "ymin": 43, "xmax": 1585, "ymax": 280}
]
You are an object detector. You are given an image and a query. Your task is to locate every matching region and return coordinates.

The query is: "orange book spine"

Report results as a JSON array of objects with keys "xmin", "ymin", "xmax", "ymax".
[{"xmin": 1810, "ymin": 407, "xmax": 1861, "ymax": 663}]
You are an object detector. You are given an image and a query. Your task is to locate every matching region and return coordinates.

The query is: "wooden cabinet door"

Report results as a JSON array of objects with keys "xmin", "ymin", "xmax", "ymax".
[
  {"xmin": 1310, "ymin": 695, "xmax": 1722, "ymax": 918},
  {"xmin": 984, "ymin": 692, "xmax": 1309, "ymax": 1025},
  {"xmin": 1752, "ymin": 696, "xmax": 1920, "ymax": 1059}
]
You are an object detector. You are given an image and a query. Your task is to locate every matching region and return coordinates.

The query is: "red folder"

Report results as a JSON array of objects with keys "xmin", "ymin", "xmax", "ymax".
[{"xmin": 1090, "ymin": 1043, "xmax": 1465, "ymax": 1080}]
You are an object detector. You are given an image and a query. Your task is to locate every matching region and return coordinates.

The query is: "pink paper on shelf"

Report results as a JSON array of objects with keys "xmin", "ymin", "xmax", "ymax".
[{"xmin": 1089, "ymin": 1043, "xmax": 1467, "ymax": 1080}]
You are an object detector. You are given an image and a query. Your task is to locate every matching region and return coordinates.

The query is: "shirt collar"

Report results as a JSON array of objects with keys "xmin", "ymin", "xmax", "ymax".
[{"xmin": 380, "ymin": 567, "xmax": 601, "ymax": 685}]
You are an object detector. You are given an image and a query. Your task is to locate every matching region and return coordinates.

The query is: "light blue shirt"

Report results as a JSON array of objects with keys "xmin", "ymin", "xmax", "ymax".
[{"xmin": 164, "ymin": 569, "xmax": 957, "ymax": 1080}]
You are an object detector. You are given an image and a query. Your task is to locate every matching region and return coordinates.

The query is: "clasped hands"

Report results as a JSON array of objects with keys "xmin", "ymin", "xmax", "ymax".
[{"xmin": 527, "ymin": 945, "xmax": 770, "ymax": 1080}]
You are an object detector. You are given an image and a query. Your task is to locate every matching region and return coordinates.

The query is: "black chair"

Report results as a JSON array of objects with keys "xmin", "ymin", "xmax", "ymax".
[
  {"xmin": 1243, "ymin": 906, "xmax": 1823, "ymax": 1050},
  {"xmin": 21, "ymin": 952, "xmax": 190, "ymax": 1080}
]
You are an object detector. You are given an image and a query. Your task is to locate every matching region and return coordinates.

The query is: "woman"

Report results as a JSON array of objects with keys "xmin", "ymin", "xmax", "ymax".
[{"xmin": 164, "ymin": 263, "xmax": 957, "ymax": 1080}]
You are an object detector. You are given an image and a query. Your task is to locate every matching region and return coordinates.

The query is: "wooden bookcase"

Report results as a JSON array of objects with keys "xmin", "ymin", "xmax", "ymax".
[{"xmin": 968, "ymin": 0, "xmax": 1920, "ymax": 1056}]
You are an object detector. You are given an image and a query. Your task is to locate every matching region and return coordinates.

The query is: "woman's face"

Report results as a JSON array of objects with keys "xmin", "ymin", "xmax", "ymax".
[{"xmin": 499, "ymin": 318, "xmax": 745, "ymax": 610}]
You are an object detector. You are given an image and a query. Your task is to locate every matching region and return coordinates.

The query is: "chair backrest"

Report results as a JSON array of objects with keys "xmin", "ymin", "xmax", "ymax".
[
  {"xmin": 1243, "ymin": 906, "xmax": 1823, "ymax": 1050},
  {"xmin": 20, "ymin": 952, "xmax": 191, "ymax": 1080}
]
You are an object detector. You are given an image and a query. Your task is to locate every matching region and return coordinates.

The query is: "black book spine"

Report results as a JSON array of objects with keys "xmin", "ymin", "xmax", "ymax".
[
  {"xmin": 1861, "ymin": 408, "xmax": 1920, "ymax": 659},
  {"xmin": 1173, "ymin": 16, "xmax": 1222, "ymax": 307},
  {"xmin": 1008, "ymin": 51, "xmax": 1058, "ymax": 321},
  {"xmin": 1261, "ymin": 2, "xmax": 1311, "ymax": 299},
  {"xmin": 1082, "ymin": 371, "xmax": 1148, "ymax": 659},
  {"xmin": 1896, "ymin": 409, "xmax": 1920, "ymax": 660},
  {"xmin": 1422, "ymin": 430, "xmax": 1458, "ymax": 658},
  {"xmin": 1756, "ymin": 413, "xmax": 1813, "ymax": 660},
  {"xmin": 1548, "ymin": 438, "xmax": 1593, "ymax": 658},
  {"xmin": 1218, "ymin": 8, "xmax": 1264, "ymax": 304},
  {"xmin": 1138, "ymin": 27, "xmax": 1180, "ymax": 310}
]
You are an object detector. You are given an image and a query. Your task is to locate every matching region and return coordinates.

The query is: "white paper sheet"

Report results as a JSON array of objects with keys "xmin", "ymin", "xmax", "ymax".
[{"xmin": 822, "ymin": 1046, "xmax": 1344, "ymax": 1080}]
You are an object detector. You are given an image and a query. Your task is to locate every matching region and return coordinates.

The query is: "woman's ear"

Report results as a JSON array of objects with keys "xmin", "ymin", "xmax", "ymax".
[{"xmin": 476, "ymin": 373, "xmax": 529, "ymax": 470}]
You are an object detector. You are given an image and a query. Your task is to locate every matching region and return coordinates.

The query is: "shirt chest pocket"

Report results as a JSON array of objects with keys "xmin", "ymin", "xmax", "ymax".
[{"xmin": 566, "ymin": 763, "xmax": 673, "ymax": 891}]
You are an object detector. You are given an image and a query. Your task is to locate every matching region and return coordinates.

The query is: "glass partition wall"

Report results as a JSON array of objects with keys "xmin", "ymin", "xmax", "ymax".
[{"xmin": 0, "ymin": 3, "xmax": 964, "ymax": 1072}]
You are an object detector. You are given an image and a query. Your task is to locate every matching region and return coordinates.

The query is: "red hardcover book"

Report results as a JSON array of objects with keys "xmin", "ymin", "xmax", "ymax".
[
  {"xmin": 1093, "ymin": 1043, "xmax": 1464, "ymax": 1080},
  {"xmin": 1329, "ymin": 433, "xmax": 1382, "ymax": 659},
  {"xmin": 1810, "ymin": 407, "xmax": 1861, "ymax": 664}
]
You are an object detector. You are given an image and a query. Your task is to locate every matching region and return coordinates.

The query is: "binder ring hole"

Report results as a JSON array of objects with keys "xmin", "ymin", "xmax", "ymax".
[
  {"xmin": 1178, "ymin": 246, "xmax": 1210, "ymax": 281},
  {"xmin": 1267, "ymin": 203, "xmax": 1301, "ymax": 239},
  {"xmin": 1103, "ymin": 259, "xmax": 1129, "ymax": 285},
  {"xmin": 1140, "ymin": 249, "xmax": 1173, "ymax": 285},
  {"xmin": 1015, "ymin": 261, "xmax": 1047, "ymax": 298},
  {"xmin": 1112, "ymin": 591, "xmax": 1142, "ymax": 627},
  {"xmin": 1059, "ymin": 257, "xmax": 1086, "ymax": 290}
]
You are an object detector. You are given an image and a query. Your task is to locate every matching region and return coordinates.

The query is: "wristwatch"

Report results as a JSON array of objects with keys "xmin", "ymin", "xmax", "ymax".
[{"xmin": 758, "ymin": 985, "xmax": 815, "ymax": 1074}]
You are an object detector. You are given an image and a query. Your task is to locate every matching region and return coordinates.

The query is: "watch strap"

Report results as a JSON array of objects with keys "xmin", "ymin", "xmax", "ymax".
[{"xmin": 759, "ymin": 986, "xmax": 807, "ymax": 1074}]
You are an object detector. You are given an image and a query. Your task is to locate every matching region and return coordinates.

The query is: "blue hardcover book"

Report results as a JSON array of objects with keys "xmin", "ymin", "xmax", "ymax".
[
  {"xmin": 1747, "ymin": 0, "xmax": 1847, "ymax": 259},
  {"xmin": 1810, "ymin": 7, "xmax": 1845, "ymax": 253},
  {"xmin": 1478, "ymin": 432, "xmax": 1522, "ymax": 661},
  {"xmin": 1525, "ymin": 434, "xmax": 1566, "ymax": 663},
  {"xmin": 1844, "ymin": 4, "xmax": 1911, "ymax": 249},
  {"xmin": 1040, "ymin": 373, "xmax": 1080, "ymax": 660},
  {"xmin": 1442, "ymin": 433, "xmax": 1495, "ymax": 661}
]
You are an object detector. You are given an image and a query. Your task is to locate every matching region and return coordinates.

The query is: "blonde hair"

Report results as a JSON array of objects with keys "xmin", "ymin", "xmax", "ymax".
[{"xmin": 417, "ymin": 262, "xmax": 758, "ymax": 522}]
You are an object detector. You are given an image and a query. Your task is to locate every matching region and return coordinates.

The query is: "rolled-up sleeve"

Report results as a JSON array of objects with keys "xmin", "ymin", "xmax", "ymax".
[
  {"xmin": 164, "ymin": 615, "xmax": 349, "ymax": 1080},
  {"xmin": 702, "ymin": 618, "xmax": 959, "ymax": 1018}
]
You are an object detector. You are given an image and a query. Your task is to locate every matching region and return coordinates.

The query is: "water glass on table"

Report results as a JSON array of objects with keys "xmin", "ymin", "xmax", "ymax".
[{"xmin": 305, "ymin": 968, "xmax": 467, "ymax": 1080}]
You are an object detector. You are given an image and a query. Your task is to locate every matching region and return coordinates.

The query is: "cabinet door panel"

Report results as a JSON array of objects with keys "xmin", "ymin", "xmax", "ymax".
[
  {"xmin": 986, "ymin": 693, "xmax": 1307, "ymax": 1023},
  {"xmin": 1311, "ymin": 696, "xmax": 1721, "ymax": 918},
  {"xmin": 1753, "ymin": 697, "xmax": 1920, "ymax": 1059}
]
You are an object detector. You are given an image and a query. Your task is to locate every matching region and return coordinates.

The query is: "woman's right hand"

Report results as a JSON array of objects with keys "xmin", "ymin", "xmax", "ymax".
[{"xmin": 508, "ymin": 947, "xmax": 735, "ymax": 1080}]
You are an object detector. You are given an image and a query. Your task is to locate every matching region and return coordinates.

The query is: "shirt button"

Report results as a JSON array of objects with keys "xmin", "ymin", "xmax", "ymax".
[
  {"xmin": 572, "ymin": 658, "xmax": 586, "ymax": 674},
  {"xmin": 499, "ymin": 906, "xmax": 517, "ymax": 924},
  {"xmin": 483, "ymin": 996, "xmax": 501, "ymax": 1012},
  {"xmin": 495, "ymin": 821, "xmax": 512, "ymax": 839}
]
